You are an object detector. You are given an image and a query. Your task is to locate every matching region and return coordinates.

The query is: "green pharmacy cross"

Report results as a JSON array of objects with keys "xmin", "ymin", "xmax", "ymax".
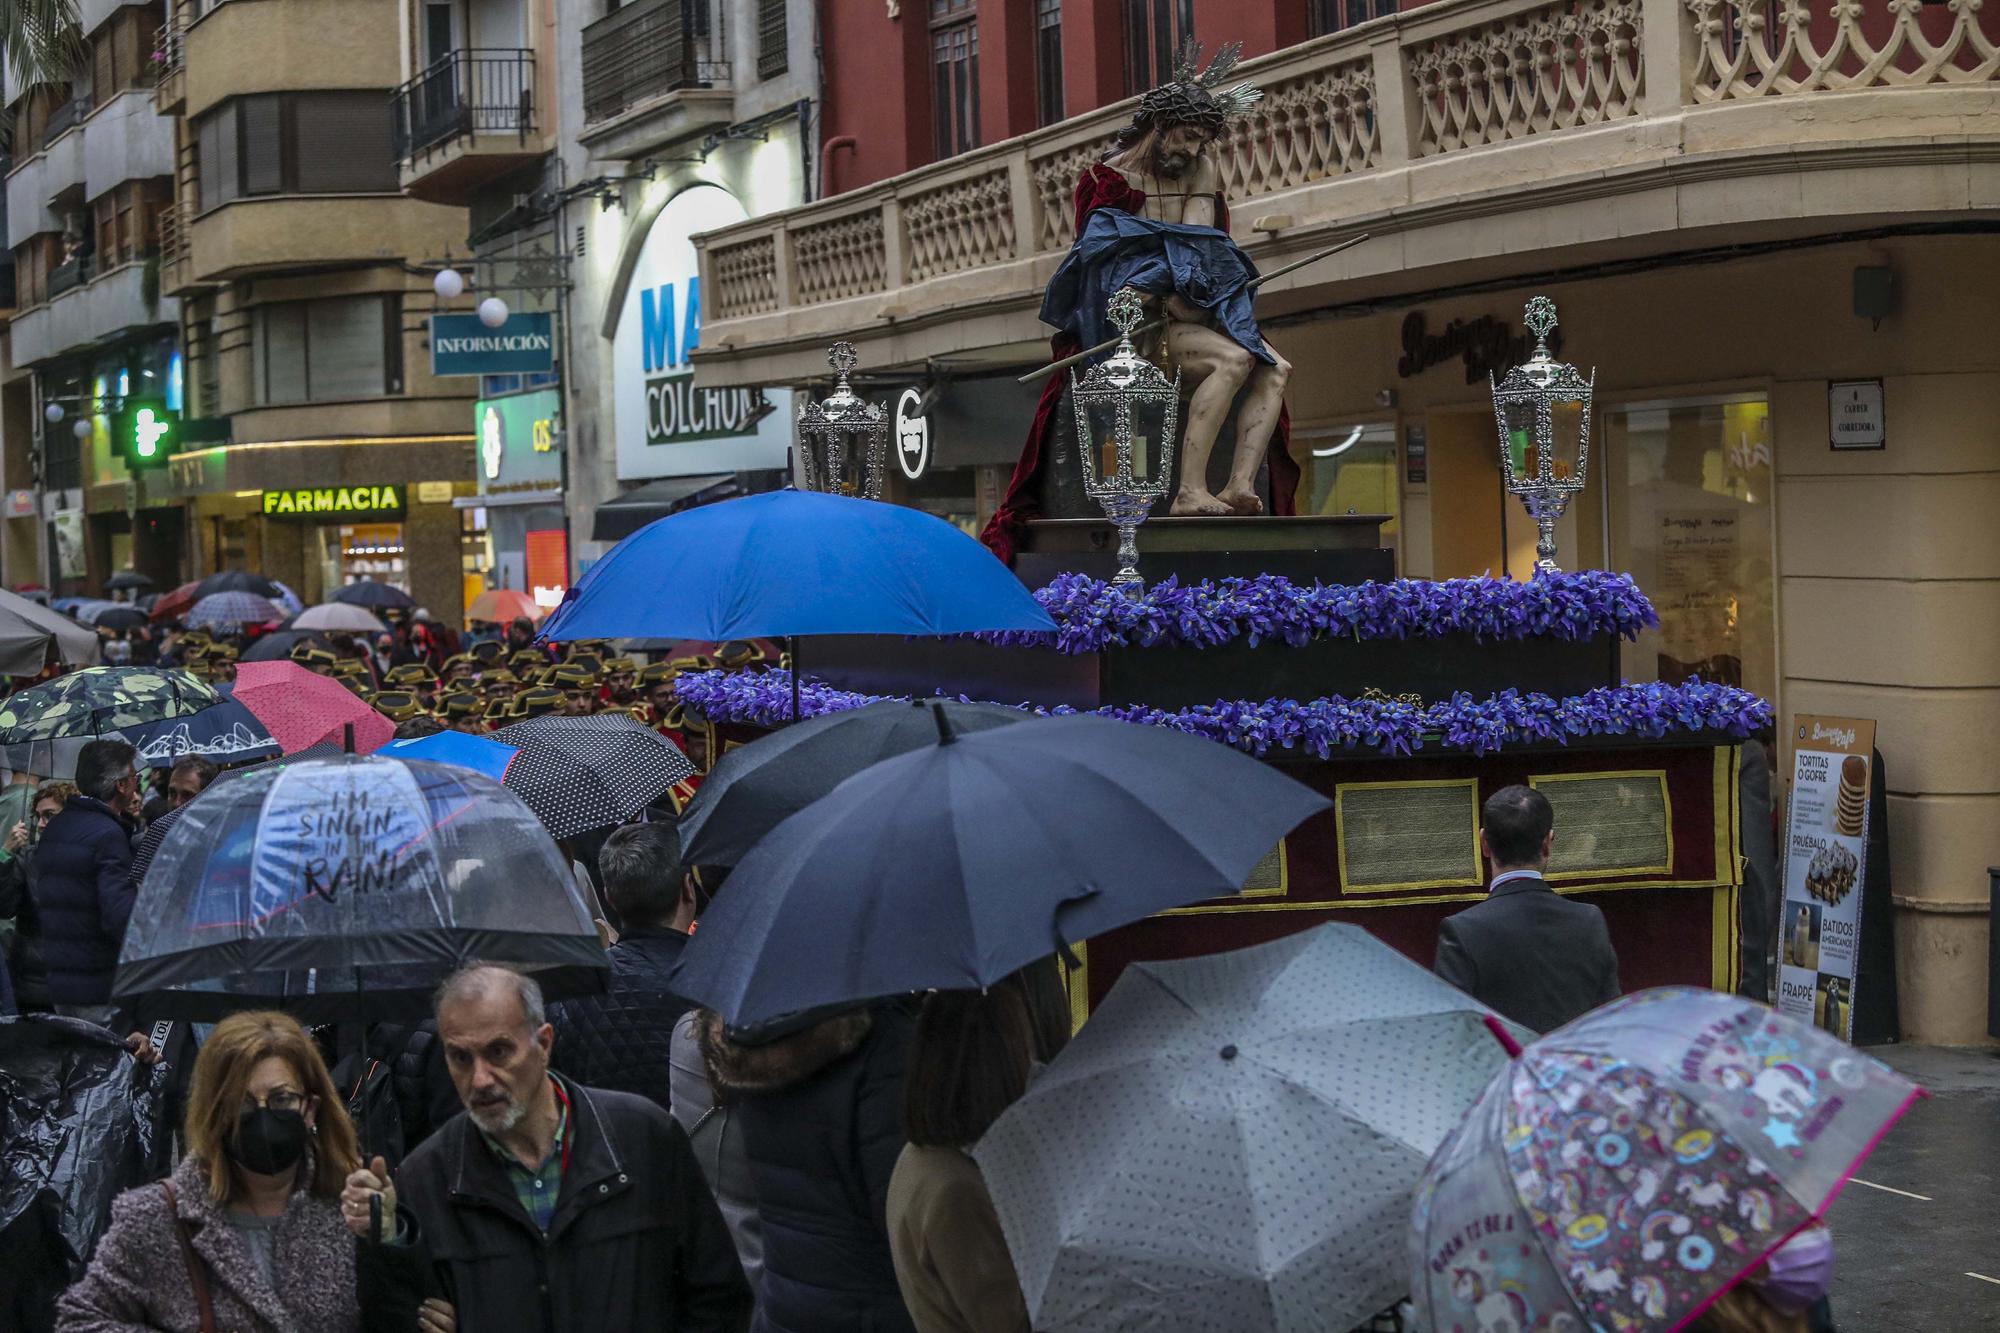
[{"xmin": 116, "ymin": 398, "xmax": 181, "ymax": 471}]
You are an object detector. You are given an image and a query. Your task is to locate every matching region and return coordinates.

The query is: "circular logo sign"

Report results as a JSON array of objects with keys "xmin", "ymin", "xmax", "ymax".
[{"xmin": 894, "ymin": 389, "xmax": 930, "ymax": 480}]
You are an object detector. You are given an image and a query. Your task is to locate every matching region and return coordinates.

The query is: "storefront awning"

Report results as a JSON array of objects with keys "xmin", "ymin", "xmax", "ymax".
[
  {"xmin": 454, "ymin": 489, "xmax": 566, "ymax": 510},
  {"xmin": 592, "ymin": 474, "xmax": 740, "ymax": 542}
]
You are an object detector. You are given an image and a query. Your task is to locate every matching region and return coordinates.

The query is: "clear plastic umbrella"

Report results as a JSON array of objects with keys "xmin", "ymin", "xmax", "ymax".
[
  {"xmin": 1408, "ymin": 987, "xmax": 1922, "ymax": 1333},
  {"xmin": 113, "ymin": 754, "xmax": 606, "ymax": 1020},
  {"xmin": 974, "ymin": 923, "xmax": 1528, "ymax": 1333}
]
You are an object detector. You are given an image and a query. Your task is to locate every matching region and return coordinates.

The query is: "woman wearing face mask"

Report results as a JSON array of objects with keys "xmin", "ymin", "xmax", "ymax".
[
  {"xmin": 1688, "ymin": 1225, "xmax": 1837, "ymax": 1333},
  {"xmin": 56, "ymin": 1010, "xmax": 457, "ymax": 1333}
]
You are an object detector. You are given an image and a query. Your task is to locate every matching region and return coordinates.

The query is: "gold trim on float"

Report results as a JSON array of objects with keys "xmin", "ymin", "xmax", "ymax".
[
  {"xmin": 1160, "ymin": 877, "xmax": 1738, "ymax": 916},
  {"xmin": 1065, "ymin": 941, "xmax": 1089, "ymax": 1036},
  {"xmin": 1526, "ymin": 769, "xmax": 1675, "ymax": 880},
  {"xmin": 1332, "ymin": 777, "xmax": 1483, "ymax": 896},
  {"xmin": 1237, "ymin": 839, "xmax": 1289, "ymax": 899}
]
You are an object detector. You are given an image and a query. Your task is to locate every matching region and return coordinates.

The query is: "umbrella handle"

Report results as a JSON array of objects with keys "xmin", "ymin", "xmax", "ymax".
[{"xmin": 1482, "ymin": 1013, "xmax": 1525, "ymax": 1059}]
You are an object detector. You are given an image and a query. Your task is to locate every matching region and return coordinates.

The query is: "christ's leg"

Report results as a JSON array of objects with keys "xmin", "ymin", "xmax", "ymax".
[
  {"xmin": 1217, "ymin": 340, "xmax": 1292, "ymax": 516},
  {"xmin": 1166, "ymin": 322, "xmax": 1256, "ymax": 517}
]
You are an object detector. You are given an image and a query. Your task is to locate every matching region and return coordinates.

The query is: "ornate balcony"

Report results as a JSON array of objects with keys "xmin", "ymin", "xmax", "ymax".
[
  {"xmin": 392, "ymin": 48, "xmax": 548, "ymax": 205},
  {"xmin": 579, "ymin": 0, "xmax": 733, "ymax": 159},
  {"xmin": 692, "ymin": 0, "xmax": 2000, "ymax": 386}
]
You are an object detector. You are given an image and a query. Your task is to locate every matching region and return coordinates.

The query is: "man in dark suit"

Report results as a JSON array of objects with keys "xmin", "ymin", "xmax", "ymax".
[{"xmin": 1434, "ymin": 784, "xmax": 1621, "ymax": 1034}]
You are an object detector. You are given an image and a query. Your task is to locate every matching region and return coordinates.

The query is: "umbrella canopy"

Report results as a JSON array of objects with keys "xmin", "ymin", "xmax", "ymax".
[
  {"xmin": 1409, "ymin": 987, "xmax": 1923, "ymax": 1333},
  {"xmin": 671, "ymin": 709, "xmax": 1331, "ymax": 1027},
  {"xmin": 269, "ymin": 581, "xmax": 305, "ymax": 618},
  {"xmin": 679, "ymin": 698, "xmax": 1028, "ymax": 865},
  {"xmin": 490, "ymin": 713, "xmax": 696, "ymax": 840},
  {"xmin": 379, "ymin": 730, "xmax": 518, "ymax": 782},
  {"xmin": 332, "ymin": 580, "xmax": 415, "ymax": 611},
  {"xmin": 976, "ymin": 924, "xmax": 1527, "ymax": 1333},
  {"xmin": 232, "ymin": 660, "xmax": 394, "ymax": 754},
  {"xmin": 187, "ymin": 592, "xmax": 283, "ymax": 631},
  {"xmin": 193, "ymin": 570, "xmax": 281, "ymax": 599},
  {"xmin": 0, "ymin": 587, "xmax": 100, "ymax": 675},
  {"xmin": 467, "ymin": 588, "xmax": 542, "ymax": 625},
  {"xmin": 103, "ymin": 571, "xmax": 154, "ymax": 592},
  {"xmin": 89, "ymin": 605, "xmax": 150, "ymax": 632},
  {"xmin": 117, "ymin": 694, "xmax": 281, "ymax": 769},
  {"xmin": 241, "ymin": 628, "xmax": 339, "ymax": 663},
  {"xmin": 0, "ymin": 667, "xmax": 218, "ymax": 743},
  {"xmin": 150, "ymin": 580, "xmax": 202, "ymax": 622},
  {"xmin": 293, "ymin": 602, "xmax": 387, "ymax": 633},
  {"xmin": 537, "ymin": 489, "xmax": 1056, "ymax": 641},
  {"xmin": 114, "ymin": 754, "xmax": 606, "ymax": 1020}
]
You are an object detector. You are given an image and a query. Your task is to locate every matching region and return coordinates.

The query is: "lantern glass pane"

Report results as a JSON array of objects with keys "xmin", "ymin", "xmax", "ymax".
[
  {"xmin": 1499, "ymin": 398, "xmax": 1537, "ymax": 477},
  {"xmin": 1542, "ymin": 400, "xmax": 1585, "ymax": 480}
]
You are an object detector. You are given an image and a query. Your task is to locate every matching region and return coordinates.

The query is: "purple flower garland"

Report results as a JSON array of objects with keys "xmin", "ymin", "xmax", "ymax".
[
  {"xmin": 673, "ymin": 669, "xmax": 1773, "ymax": 760},
  {"xmin": 972, "ymin": 570, "xmax": 1659, "ymax": 655}
]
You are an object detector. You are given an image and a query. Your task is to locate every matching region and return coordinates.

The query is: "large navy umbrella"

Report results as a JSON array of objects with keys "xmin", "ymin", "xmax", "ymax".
[
  {"xmin": 115, "ymin": 754, "xmax": 605, "ymax": 1020},
  {"xmin": 119, "ymin": 693, "xmax": 281, "ymax": 769},
  {"xmin": 537, "ymin": 489, "xmax": 1055, "ymax": 641},
  {"xmin": 679, "ymin": 698, "xmax": 1028, "ymax": 866},
  {"xmin": 671, "ymin": 708, "xmax": 1332, "ymax": 1027},
  {"xmin": 332, "ymin": 579, "xmax": 415, "ymax": 611}
]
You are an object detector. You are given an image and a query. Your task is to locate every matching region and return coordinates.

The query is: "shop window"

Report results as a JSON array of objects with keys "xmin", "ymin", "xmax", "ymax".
[
  {"xmin": 930, "ymin": 0, "xmax": 980, "ymax": 161},
  {"xmin": 1035, "ymin": 0, "xmax": 1064, "ymax": 126},
  {"xmin": 1599, "ymin": 395, "xmax": 1776, "ymax": 704},
  {"xmin": 195, "ymin": 92, "xmax": 396, "ymax": 213},
  {"xmin": 1122, "ymin": 0, "xmax": 1193, "ymax": 97},
  {"xmin": 1307, "ymin": 0, "xmax": 1397, "ymax": 38},
  {"xmin": 252, "ymin": 295, "xmax": 399, "ymax": 406},
  {"xmin": 480, "ymin": 370, "xmax": 560, "ymax": 398},
  {"xmin": 1296, "ymin": 421, "xmax": 1401, "ymax": 567},
  {"xmin": 757, "ymin": 0, "xmax": 788, "ymax": 79}
]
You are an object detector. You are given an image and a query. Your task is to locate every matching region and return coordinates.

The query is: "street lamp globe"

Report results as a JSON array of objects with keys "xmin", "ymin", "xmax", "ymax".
[
  {"xmin": 477, "ymin": 297, "xmax": 510, "ymax": 328},
  {"xmin": 433, "ymin": 267, "xmax": 466, "ymax": 300},
  {"xmin": 43, "ymin": 402, "xmax": 64, "ymax": 424},
  {"xmin": 72, "ymin": 418, "xmax": 92, "ymax": 440},
  {"xmin": 1068, "ymin": 287, "xmax": 1182, "ymax": 588},
  {"xmin": 795, "ymin": 342, "xmax": 887, "ymax": 499}
]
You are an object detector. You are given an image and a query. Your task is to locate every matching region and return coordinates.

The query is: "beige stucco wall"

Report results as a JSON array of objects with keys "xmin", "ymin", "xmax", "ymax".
[
  {"xmin": 188, "ymin": 195, "xmax": 467, "ymax": 284},
  {"xmin": 183, "ymin": 0, "xmax": 405, "ymax": 120},
  {"xmin": 1274, "ymin": 233, "xmax": 2000, "ymax": 1045}
]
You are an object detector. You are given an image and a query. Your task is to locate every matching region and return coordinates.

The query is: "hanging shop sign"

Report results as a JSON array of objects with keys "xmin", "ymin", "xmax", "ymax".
[
  {"xmin": 1826, "ymin": 379, "xmax": 1885, "ymax": 450},
  {"xmin": 1776, "ymin": 713, "xmax": 1876, "ymax": 1041},
  {"xmin": 477, "ymin": 389, "xmax": 563, "ymax": 495},
  {"xmin": 1397, "ymin": 309, "xmax": 1562, "ymax": 386},
  {"xmin": 259, "ymin": 485, "xmax": 407, "ymax": 520},
  {"xmin": 525, "ymin": 526, "xmax": 569, "ymax": 609},
  {"xmin": 612, "ymin": 184, "xmax": 793, "ymax": 481},
  {"xmin": 894, "ymin": 389, "xmax": 931, "ymax": 480},
  {"xmin": 431, "ymin": 312, "xmax": 557, "ymax": 378}
]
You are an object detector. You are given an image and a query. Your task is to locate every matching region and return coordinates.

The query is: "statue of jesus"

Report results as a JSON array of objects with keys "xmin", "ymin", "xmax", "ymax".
[{"xmin": 982, "ymin": 42, "xmax": 1300, "ymax": 564}]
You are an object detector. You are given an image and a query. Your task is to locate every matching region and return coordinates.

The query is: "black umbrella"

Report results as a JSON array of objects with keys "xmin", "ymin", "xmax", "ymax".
[
  {"xmin": 115, "ymin": 754, "xmax": 606, "ymax": 1020},
  {"xmin": 491, "ymin": 713, "xmax": 697, "ymax": 841},
  {"xmin": 671, "ymin": 709, "xmax": 1332, "ymax": 1028},
  {"xmin": 104, "ymin": 571, "xmax": 153, "ymax": 592},
  {"xmin": 241, "ymin": 628, "xmax": 337, "ymax": 663},
  {"xmin": 680, "ymin": 698, "xmax": 1028, "ymax": 865},
  {"xmin": 332, "ymin": 580, "xmax": 415, "ymax": 611},
  {"xmin": 194, "ymin": 570, "xmax": 281, "ymax": 599},
  {"xmin": 89, "ymin": 605, "xmax": 150, "ymax": 632}
]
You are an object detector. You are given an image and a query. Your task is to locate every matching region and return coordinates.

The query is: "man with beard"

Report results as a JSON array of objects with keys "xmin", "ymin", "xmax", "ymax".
[
  {"xmin": 343, "ymin": 964, "xmax": 750, "ymax": 1331},
  {"xmin": 982, "ymin": 40, "xmax": 1298, "ymax": 563}
]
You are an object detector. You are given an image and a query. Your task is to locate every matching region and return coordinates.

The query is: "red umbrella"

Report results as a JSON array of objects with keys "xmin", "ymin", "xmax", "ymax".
[
  {"xmin": 466, "ymin": 588, "xmax": 544, "ymax": 626},
  {"xmin": 232, "ymin": 660, "xmax": 394, "ymax": 754},
  {"xmin": 151, "ymin": 579, "xmax": 202, "ymax": 623}
]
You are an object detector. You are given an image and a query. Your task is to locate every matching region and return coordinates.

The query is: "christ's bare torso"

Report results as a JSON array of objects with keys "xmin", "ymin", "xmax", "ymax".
[{"xmin": 1109, "ymin": 157, "xmax": 1221, "ymax": 228}]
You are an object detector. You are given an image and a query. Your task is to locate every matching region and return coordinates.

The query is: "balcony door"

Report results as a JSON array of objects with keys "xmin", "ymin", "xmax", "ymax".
[{"xmin": 422, "ymin": 2, "xmax": 465, "ymax": 139}]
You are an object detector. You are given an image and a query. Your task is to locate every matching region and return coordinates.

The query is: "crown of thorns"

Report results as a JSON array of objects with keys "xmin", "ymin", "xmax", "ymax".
[{"xmin": 1122, "ymin": 39, "xmax": 1262, "ymax": 140}]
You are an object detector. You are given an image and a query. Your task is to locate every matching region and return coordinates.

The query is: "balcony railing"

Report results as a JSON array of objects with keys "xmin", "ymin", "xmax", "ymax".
[
  {"xmin": 159, "ymin": 201, "xmax": 191, "ymax": 293},
  {"xmin": 41, "ymin": 96, "xmax": 91, "ymax": 147},
  {"xmin": 48, "ymin": 254, "xmax": 91, "ymax": 298},
  {"xmin": 392, "ymin": 49, "xmax": 536, "ymax": 162},
  {"xmin": 698, "ymin": 0, "xmax": 2000, "ymax": 331},
  {"xmin": 581, "ymin": 0, "xmax": 729, "ymax": 126}
]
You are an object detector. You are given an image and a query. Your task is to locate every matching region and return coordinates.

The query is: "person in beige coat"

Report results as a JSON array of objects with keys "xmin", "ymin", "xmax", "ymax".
[{"xmin": 886, "ymin": 982, "xmax": 1039, "ymax": 1333}]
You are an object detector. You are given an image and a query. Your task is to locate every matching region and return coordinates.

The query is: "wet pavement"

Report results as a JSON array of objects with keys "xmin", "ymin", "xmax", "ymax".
[{"xmin": 1825, "ymin": 1044, "xmax": 2000, "ymax": 1328}]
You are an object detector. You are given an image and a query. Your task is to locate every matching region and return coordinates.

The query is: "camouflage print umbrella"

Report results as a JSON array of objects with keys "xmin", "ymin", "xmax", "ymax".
[{"xmin": 0, "ymin": 666, "xmax": 220, "ymax": 744}]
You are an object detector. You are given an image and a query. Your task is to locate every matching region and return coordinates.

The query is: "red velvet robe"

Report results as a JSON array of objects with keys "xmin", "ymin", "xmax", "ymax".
[{"xmin": 979, "ymin": 162, "xmax": 1299, "ymax": 565}]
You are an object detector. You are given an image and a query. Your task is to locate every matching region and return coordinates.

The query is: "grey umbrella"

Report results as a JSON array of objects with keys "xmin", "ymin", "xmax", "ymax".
[
  {"xmin": 974, "ymin": 923, "xmax": 1530, "ymax": 1333},
  {"xmin": 0, "ymin": 587, "xmax": 100, "ymax": 675}
]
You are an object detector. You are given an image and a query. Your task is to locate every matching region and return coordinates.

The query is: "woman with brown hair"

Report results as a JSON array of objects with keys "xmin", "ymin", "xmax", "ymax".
[
  {"xmin": 56, "ymin": 1010, "xmax": 455, "ymax": 1333},
  {"xmin": 885, "ymin": 979, "xmax": 1040, "ymax": 1333}
]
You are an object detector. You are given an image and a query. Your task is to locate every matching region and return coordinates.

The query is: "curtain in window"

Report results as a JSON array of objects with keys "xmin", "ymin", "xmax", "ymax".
[{"xmin": 308, "ymin": 297, "xmax": 388, "ymax": 401}]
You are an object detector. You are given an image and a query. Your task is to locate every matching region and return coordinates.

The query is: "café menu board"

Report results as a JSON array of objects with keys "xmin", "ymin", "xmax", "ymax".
[{"xmin": 1776, "ymin": 714, "xmax": 1876, "ymax": 1041}]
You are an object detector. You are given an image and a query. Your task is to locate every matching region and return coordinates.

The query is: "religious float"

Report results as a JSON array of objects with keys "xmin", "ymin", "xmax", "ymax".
[{"xmin": 673, "ymin": 44, "xmax": 1774, "ymax": 1018}]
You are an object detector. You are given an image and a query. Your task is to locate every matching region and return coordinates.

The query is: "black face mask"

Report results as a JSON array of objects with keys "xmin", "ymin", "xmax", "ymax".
[{"xmin": 228, "ymin": 1107, "xmax": 309, "ymax": 1177}]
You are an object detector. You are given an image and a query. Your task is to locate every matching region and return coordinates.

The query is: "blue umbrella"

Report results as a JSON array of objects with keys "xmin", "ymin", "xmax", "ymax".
[
  {"xmin": 537, "ymin": 489, "xmax": 1056, "ymax": 641},
  {"xmin": 379, "ymin": 730, "xmax": 518, "ymax": 781},
  {"xmin": 671, "ymin": 707, "xmax": 1332, "ymax": 1027},
  {"xmin": 119, "ymin": 695, "xmax": 281, "ymax": 768}
]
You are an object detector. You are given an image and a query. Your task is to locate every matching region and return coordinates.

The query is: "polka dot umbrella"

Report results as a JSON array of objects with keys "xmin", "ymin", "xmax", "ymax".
[
  {"xmin": 973, "ymin": 923, "xmax": 1530, "ymax": 1333},
  {"xmin": 490, "ymin": 712, "xmax": 696, "ymax": 841}
]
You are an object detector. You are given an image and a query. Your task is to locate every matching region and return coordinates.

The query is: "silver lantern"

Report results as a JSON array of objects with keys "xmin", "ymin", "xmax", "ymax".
[
  {"xmin": 1490, "ymin": 296, "xmax": 1594, "ymax": 575},
  {"xmin": 1068, "ymin": 288, "xmax": 1182, "ymax": 588},
  {"xmin": 796, "ymin": 341, "xmax": 887, "ymax": 499}
]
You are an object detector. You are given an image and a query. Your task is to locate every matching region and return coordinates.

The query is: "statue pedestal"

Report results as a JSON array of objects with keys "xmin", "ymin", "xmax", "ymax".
[{"xmin": 1014, "ymin": 513, "xmax": 1394, "ymax": 589}]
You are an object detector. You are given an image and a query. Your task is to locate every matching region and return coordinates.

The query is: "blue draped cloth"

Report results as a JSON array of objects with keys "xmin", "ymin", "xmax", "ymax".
[{"xmin": 1039, "ymin": 210, "xmax": 1272, "ymax": 366}]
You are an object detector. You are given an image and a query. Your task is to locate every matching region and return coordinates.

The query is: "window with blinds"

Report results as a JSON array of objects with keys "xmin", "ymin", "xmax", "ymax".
[
  {"xmin": 90, "ymin": 4, "xmax": 166, "ymax": 108},
  {"xmin": 193, "ymin": 92, "xmax": 396, "ymax": 212},
  {"xmin": 253, "ymin": 296, "xmax": 393, "ymax": 406},
  {"xmin": 757, "ymin": 0, "xmax": 788, "ymax": 78}
]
